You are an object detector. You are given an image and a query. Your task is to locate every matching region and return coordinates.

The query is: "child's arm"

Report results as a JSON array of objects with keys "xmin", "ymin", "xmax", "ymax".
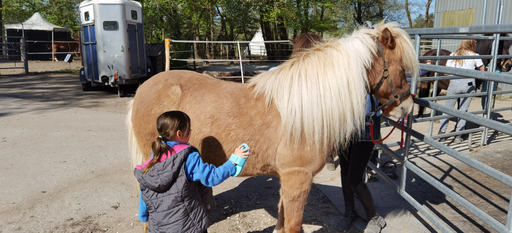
[
  {"xmin": 138, "ymin": 190, "xmax": 149, "ymax": 222},
  {"xmin": 185, "ymin": 144, "xmax": 250, "ymax": 187}
]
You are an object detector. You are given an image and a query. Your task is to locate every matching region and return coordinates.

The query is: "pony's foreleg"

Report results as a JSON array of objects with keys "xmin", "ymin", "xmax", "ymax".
[
  {"xmin": 274, "ymin": 168, "xmax": 313, "ymax": 233},
  {"xmin": 53, "ymin": 46, "xmax": 58, "ymax": 61}
]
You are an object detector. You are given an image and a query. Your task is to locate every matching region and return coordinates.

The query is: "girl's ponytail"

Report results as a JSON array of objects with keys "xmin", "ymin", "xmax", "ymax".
[
  {"xmin": 142, "ymin": 136, "xmax": 172, "ymax": 174},
  {"xmin": 142, "ymin": 111, "xmax": 190, "ymax": 174}
]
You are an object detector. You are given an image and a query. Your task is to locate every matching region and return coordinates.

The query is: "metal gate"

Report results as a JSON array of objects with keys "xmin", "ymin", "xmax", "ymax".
[
  {"xmin": 374, "ymin": 19, "xmax": 512, "ymax": 233},
  {"xmin": 0, "ymin": 20, "xmax": 28, "ymax": 74}
]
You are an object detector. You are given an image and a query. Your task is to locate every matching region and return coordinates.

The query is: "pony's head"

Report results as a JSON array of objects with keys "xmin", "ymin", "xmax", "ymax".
[{"xmin": 368, "ymin": 22, "xmax": 419, "ymax": 118}]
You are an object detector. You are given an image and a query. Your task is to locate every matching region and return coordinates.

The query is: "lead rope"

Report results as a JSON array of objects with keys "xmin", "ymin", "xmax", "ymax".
[{"xmin": 370, "ymin": 117, "xmax": 406, "ymax": 148}]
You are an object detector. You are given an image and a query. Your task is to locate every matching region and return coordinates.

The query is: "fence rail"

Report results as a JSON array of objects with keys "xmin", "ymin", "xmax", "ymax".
[
  {"xmin": 167, "ymin": 39, "xmax": 293, "ymax": 83},
  {"xmin": 25, "ymin": 39, "xmax": 80, "ymax": 61}
]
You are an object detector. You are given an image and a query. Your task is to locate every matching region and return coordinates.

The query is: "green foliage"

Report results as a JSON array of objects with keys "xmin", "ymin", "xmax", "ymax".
[
  {"xmin": 3, "ymin": 0, "xmax": 81, "ymax": 38},
  {"xmin": 42, "ymin": 0, "xmax": 82, "ymax": 37},
  {"xmin": 413, "ymin": 13, "xmax": 435, "ymax": 28},
  {"xmin": 2, "ymin": 0, "xmax": 46, "ymax": 23},
  {"xmin": 1, "ymin": 0, "xmax": 426, "ymax": 45}
]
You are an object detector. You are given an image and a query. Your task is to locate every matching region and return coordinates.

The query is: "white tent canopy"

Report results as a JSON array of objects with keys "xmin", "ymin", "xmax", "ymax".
[
  {"xmin": 249, "ymin": 28, "xmax": 267, "ymax": 56},
  {"xmin": 4, "ymin": 12, "xmax": 70, "ymax": 32}
]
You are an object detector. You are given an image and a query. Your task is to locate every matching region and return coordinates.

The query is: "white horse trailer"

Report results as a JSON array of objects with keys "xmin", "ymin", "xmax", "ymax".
[{"xmin": 79, "ymin": 0, "xmax": 153, "ymax": 97}]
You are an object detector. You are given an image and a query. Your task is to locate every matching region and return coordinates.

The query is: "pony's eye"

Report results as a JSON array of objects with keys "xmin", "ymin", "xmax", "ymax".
[{"xmin": 400, "ymin": 66, "xmax": 405, "ymax": 72}]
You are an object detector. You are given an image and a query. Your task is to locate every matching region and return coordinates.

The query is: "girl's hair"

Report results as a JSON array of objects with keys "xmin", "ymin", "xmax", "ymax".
[
  {"xmin": 453, "ymin": 39, "xmax": 477, "ymax": 67},
  {"xmin": 142, "ymin": 111, "xmax": 191, "ymax": 174},
  {"xmin": 291, "ymin": 33, "xmax": 323, "ymax": 54}
]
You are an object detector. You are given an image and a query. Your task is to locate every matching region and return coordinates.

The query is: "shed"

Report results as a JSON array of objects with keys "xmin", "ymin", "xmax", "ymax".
[{"xmin": 4, "ymin": 12, "xmax": 72, "ymax": 60}]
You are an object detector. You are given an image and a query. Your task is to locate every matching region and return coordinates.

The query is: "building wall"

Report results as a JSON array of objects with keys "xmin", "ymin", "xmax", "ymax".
[
  {"xmin": 434, "ymin": 0, "xmax": 512, "ymax": 27},
  {"xmin": 433, "ymin": 0, "xmax": 512, "ymax": 94}
]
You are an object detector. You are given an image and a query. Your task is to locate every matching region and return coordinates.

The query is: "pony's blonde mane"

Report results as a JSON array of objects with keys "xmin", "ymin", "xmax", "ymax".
[{"xmin": 249, "ymin": 21, "xmax": 418, "ymax": 153}]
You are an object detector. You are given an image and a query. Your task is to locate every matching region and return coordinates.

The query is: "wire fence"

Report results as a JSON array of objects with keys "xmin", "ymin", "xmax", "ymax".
[
  {"xmin": 25, "ymin": 39, "xmax": 80, "ymax": 61},
  {"xmin": 168, "ymin": 39, "xmax": 293, "ymax": 82}
]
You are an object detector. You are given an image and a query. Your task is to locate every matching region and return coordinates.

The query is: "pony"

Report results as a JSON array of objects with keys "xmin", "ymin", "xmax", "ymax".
[
  {"xmin": 46, "ymin": 38, "xmax": 80, "ymax": 61},
  {"xmin": 127, "ymin": 21, "xmax": 419, "ymax": 233},
  {"xmin": 417, "ymin": 49, "xmax": 451, "ymax": 117},
  {"xmin": 476, "ymin": 34, "xmax": 512, "ymax": 73}
]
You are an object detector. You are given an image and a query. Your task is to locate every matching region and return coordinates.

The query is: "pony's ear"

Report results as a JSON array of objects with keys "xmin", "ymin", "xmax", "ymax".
[{"xmin": 380, "ymin": 28, "xmax": 396, "ymax": 50}]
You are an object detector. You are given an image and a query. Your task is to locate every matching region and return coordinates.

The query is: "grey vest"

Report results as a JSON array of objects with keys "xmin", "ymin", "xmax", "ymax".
[{"xmin": 134, "ymin": 146, "xmax": 214, "ymax": 233}]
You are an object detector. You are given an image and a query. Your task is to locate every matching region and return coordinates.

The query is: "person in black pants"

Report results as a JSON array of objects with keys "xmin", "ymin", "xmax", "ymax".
[{"xmin": 336, "ymin": 95, "xmax": 386, "ymax": 233}]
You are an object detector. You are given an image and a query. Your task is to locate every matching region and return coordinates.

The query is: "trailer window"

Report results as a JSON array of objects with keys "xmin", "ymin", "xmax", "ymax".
[
  {"xmin": 131, "ymin": 10, "xmax": 138, "ymax": 20},
  {"xmin": 103, "ymin": 21, "xmax": 119, "ymax": 31},
  {"xmin": 84, "ymin": 12, "xmax": 90, "ymax": 21}
]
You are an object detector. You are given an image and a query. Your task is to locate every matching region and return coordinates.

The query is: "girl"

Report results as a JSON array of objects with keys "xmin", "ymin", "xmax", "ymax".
[
  {"xmin": 134, "ymin": 111, "xmax": 250, "ymax": 233},
  {"xmin": 438, "ymin": 39, "xmax": 485, "ymax": 143},
  {"xmin": 336, "ymin": 95, "xmax": 386, "ymax": 233}
]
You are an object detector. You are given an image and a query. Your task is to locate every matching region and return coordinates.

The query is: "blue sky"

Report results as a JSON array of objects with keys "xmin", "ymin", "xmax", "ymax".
[{"xmin": 409, "ymin": 0, "xmax": 436, "ymax": 18}]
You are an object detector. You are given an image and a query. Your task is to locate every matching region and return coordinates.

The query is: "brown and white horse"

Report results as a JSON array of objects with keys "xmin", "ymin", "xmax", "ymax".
[
  {"xmin": 46, "ymin": 38, "xmax": 80, "ymax": 61},
  {"xmin": 127, "ymin": 21, "xmax": 418, "ymax": 233}
]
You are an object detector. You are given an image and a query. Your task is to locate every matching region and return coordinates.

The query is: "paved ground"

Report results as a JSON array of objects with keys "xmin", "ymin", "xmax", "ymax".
[{"xmin": 1, "ymin": 63, "xmax": 511, "ymax": 232}]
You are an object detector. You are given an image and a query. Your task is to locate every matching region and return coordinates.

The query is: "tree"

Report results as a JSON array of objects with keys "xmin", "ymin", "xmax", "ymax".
[
  {"xmin": 2, "ymin": 0, "xmax": 46, "ymax": 23},
  {"xmin": 412, "ymin": 13, "xmax": 434, "ymax": 28},
  {"xmin": 43, "ymin": 0, "xmax": 82, "ymax": 37},
  {"xmin": 334, "ymin": 0, "xmax": 404, "ymax": 35},
  {"xmin": 405, "ymin": 0, "xmax": 413, "ymax": 28},
  {"xmin": 425, "ymin": 0, "xmax": 433, "ymax": 28}
]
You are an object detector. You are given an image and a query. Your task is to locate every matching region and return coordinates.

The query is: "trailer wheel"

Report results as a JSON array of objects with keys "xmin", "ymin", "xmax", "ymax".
[{"xmin": 81, "ymin": 82, "xmax": 91, "ymax": 91}]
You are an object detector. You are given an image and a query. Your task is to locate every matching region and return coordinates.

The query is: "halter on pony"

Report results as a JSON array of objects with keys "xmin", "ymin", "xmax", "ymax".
[
  {"xmin": 369, "ymin": 39, "xmax": 411, "ymax": 147},
  {"xmin": 369, "ymin": 39, "xmax": 411, "ymax": 115}
]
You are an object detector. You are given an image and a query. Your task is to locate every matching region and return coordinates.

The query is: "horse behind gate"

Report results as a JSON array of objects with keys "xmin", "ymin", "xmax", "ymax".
[
  {"xmin": 127, "ymin": 21, "xmax": 419, "ymax": 233},
  {"xmin": 417, "ymin": 36, "xmax": 512, "ymax": 117},
  {"xmin": 46, "ymin": 38, "xmax": 80, "ymax": 61}
]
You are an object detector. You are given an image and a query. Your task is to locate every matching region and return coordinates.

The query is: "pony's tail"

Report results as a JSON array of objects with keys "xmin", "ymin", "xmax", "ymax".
[
  {"xmin": 143, "ymin": 221, "xmax": 149, "ymax": 233},
  {"xmin": 127, "ymin": 99, "xmax": 144, "ymax": 168}
]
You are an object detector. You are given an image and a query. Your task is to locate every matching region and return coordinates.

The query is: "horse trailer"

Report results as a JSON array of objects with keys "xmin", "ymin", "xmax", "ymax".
[{"xmin": 79, "ymin": 0, "xmax": 153, "ymax": 97}]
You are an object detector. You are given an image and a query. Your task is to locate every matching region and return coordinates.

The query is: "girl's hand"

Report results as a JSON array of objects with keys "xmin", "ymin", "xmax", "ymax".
[{"xmin": 234, "ymin": 144, "xmax": 250, "ymax": 159}]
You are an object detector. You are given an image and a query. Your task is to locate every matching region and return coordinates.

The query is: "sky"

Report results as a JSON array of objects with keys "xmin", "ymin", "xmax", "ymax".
[{"xmin": 409, "ymin": 0, "xmax": 436, "ymax": 18}]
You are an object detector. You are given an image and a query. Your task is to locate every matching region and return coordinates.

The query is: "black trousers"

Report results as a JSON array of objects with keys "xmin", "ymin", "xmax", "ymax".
[
  {"xmin": 338, "ymin": 140, "xmax": 377, "ymax": 220},
  {"xmin": 339, "ymin": 140, "xmax": 374, "ymax": 188}
]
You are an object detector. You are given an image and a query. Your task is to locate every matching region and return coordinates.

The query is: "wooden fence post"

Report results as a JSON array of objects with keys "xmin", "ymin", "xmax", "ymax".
[{"xmin": 165, "ymin": 38, "xmax": 170, "ymax": 71}]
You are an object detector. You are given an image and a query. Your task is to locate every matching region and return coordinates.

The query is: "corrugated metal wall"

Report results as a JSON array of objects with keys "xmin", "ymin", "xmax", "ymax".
[
  {"xmin": 434, "ymin": 0, "xmax": 512, "ymax": 27},
  {"xmin": 432, "ymin": 0, "xmax": 512, "ymax": 52}
]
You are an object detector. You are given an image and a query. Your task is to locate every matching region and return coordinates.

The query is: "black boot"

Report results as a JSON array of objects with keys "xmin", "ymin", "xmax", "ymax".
[
  {"xmin": 353, "ymin": 183, "xmax": 386, "ymax": 233},
  {"xmin": 336, "ymin": 176, "xmax": 361, "ymax": 231}
]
